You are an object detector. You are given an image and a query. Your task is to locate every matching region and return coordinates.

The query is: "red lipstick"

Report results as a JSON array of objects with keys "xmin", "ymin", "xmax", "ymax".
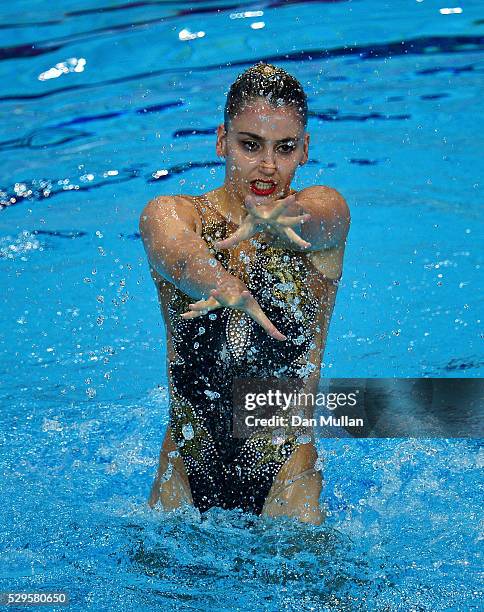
[{"xmin": 250, "ymin": 180, "xmax": 277, "ymax": 196}]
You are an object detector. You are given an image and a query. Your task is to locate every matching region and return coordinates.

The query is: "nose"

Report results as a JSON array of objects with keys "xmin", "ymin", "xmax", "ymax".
[{"xmin": 259, "ymin": 148, "xmax": 276, "ymax": 174}]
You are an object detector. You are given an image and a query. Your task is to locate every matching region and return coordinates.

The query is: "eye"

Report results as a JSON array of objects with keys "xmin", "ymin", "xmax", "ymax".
[
  {"xmin": 277, "ymin": 142, "xmax": 296, "ymax": 154},
  {"xmin": 241, "ymin": 140, "xmax": 260, "ymax": 152}
]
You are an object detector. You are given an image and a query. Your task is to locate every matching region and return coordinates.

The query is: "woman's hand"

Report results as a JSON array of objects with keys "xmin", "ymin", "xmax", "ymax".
[
  {"xmin": 181, "ymin": 282, "xmax": 286, "ymax": 341},
  {"xmin": 213, "ymin": 193, "xmax": 311, "ymax": 251}
]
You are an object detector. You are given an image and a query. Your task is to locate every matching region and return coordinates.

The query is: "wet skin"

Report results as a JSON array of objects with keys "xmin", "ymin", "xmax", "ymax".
[{"xmin": 140, "ymin": 99, "xmax": 350, "ymax": 524}]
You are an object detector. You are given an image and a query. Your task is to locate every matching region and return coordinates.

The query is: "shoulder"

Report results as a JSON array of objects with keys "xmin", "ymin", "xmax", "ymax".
[
  {"xmin": 139, "ymin": 194, "xmax": 201, "ymax": 234},
  {"xmin": 297, "ymin": 185, "xmax": 350, "ymax": 221},
  {"xmin": 140, "ymin": 194, "xmax": 196, "ymax": 219}
]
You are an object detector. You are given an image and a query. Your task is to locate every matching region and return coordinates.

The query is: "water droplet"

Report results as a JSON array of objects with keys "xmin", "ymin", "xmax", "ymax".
[
  {"xmin": 182, "ymin": 423, "xmax": 194, "ymax": 440},
  {"xmin": 204, "ymin": 389, "xmax": 220, "ymax": 399}
]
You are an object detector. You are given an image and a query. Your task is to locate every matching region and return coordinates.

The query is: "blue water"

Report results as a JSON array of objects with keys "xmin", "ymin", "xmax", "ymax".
[{"xmin": 1, "ymin": 1, "xmax": 482, "ymax": 610}]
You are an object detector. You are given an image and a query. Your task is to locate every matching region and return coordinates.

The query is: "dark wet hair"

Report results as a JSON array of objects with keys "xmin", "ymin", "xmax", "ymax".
[{"xmin": 224, "ymin": 62, "xmax": 308, "ymax": 128}]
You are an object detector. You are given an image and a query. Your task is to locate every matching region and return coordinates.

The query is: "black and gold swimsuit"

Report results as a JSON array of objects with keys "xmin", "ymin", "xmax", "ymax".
[{"xmin": 166, "ymin": 194, "xmax": 335, "ymax": 515}]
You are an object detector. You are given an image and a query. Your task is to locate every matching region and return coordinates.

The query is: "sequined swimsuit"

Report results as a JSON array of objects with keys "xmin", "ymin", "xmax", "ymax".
[{"xmin": 166, "ymin": 195, "xmax": 336, "ymax": 515}]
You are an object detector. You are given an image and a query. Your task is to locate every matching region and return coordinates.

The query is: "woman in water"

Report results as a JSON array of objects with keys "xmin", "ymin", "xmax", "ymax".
[{"xmin": 140, "ymin": 63, "xmax": 350, "ymax": 524}]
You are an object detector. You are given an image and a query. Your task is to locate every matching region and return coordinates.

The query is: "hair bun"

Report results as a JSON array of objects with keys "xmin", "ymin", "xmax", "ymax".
[{"xmin": 224, "ymin": 62, "xmax": 308, "ymax": 128}]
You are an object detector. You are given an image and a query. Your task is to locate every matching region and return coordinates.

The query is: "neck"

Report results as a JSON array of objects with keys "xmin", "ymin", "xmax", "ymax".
[{"xmin": 210, "ymin": 184, "xmax": 247, "ymax": 226}]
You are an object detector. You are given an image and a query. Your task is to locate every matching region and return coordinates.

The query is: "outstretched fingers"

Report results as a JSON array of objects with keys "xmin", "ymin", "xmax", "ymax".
[
  {"xmin": 282, "ymin": 226, "xmax": 311, "ymax": 249},
  {"xmin": 267, "ymin": 195, "xmax": 296, "ymax": 220},
  {"xmin": 180, "ymin": 310, "xmax": 205, "ymax": 319},
  {"xmin": 213, "ymin": 220, "xmax": 256, "ymax": 250},
  {"xmin": 180, "ymin": 295, "xmax": 220, "ymax": 319},
  {"xmin": 212, "ymin": 288, "xmax": 286, "ymax": 341},
  {"xmin": 211, "ymin": 287, "xmax": 250, "ymax": 308},
  {"xmin": 243, "ymin": 295, "xmax": 287, "ymax": 341},
  {"xmin": 276, "ymin": 213, "xmax": 311, "ymax": 227},
  {"xmin": 181, "ymin": 287, "xmax": 286, "ymax": 341}
]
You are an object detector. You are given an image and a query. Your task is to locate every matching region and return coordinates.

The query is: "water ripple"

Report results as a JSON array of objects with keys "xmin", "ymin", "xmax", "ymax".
[
  {"xmin": 311, "ymin": 109, "xmax": 411, "ymax": 122},
  {"xmin": 0, "ymin": 127, "xmax": 92, "ymax": 152},
  {"xmin": 1, "ymin": 35, "xmax": 482, "ymax": 103},
  {"xmin": 0, "ymin": 160, "xmax": 330, "ymax": 210}
]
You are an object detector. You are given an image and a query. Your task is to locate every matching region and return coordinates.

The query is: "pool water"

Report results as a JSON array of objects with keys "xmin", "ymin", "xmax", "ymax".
[{"xmin": 1, "ymin": 1, "xmax": 482, "ymax": 610}]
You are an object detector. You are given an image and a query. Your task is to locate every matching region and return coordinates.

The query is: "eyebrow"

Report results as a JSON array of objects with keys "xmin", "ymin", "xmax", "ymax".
[{"xmin": 237, "ymin": 131, "xmax": 298, "ymax": 143}]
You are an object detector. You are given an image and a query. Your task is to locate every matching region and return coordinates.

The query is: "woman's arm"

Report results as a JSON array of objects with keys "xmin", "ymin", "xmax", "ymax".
[
  {"xmin": 139, "ymin": 196, "xmax": 286, "ymax": 340},
  {"xmin": 266, "ymin": 186, "xmax": 351, "ymax": 252},
  {"xmin": 139, "ymin": 196, "xmax": 241, "ymax": 300},
  {"xmin": 213, "ymin": 187, "xmax": 350, "ymax": 253}
]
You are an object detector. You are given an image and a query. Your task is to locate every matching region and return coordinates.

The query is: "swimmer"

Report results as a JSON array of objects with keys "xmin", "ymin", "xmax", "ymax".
[{"xmin": 140, "ymin": 63, "xmax": 350, "ymax": 525}]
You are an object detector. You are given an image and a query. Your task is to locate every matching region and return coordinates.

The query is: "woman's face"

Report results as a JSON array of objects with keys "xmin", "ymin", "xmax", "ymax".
[{"xmin": 216, "ymin": 98, "xmax": 309, "ymax": 203}]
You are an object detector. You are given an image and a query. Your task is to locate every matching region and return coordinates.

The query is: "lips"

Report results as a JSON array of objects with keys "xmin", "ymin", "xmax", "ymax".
[{"xmin": 250, "ymin": 180, "xmax": 277, "ymax": 196}]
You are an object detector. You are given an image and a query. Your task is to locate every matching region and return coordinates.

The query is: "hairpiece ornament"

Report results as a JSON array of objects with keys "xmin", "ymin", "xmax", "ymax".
[{"xmin": 253, "ymin": 63, "xmax": 278, "ymax": 77}]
